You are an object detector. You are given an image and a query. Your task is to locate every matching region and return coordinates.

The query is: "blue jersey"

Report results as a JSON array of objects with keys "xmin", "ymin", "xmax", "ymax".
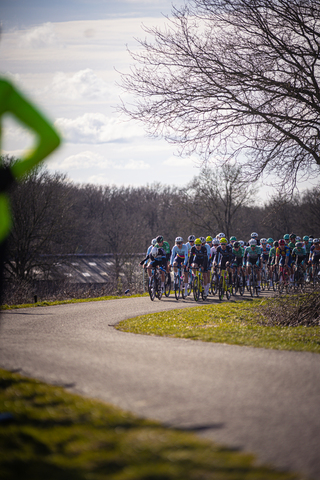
[{"xmin": 170, "ymin": 244, "xmax": 189, "ymax": 266}]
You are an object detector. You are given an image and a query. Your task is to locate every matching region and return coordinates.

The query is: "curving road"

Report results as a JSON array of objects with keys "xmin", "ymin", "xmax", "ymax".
[{"xmin": 0, "ymin": 296, "xmax": 319, "ymax": 479}]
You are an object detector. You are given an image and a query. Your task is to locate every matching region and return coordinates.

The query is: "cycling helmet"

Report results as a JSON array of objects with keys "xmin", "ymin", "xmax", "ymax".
[
  {"xmin": 267, "ymin": 238, "xmax": 274, "ymax": 244},
  {"xmin": 279, "ymin": 239, "xmax": 286, "ymax": 246},
  {"xmin": 239, "ymin": 240, "xmax": 244, "ymax": 247},
  {"xmin": 217, "ymin": 232, "xmax": 226, "ymax": 239},
  {"xmin": 283, "ymin": 234, "xmax": 290, "ymax": 240},
  {"xmin": 195, "ymin": 238, "xmax": 202, "ymax": 245},
  {"xmin": 273, "ymin": 241, "xmax": 279, "ymax": 247},
  {"xmin": 251, "ymin": 232, "xmax": 258, "ymax": 238},
  {"xmin": 260, "ymin": 238, "xmax": 267, "ymax": 244},
  {"xmin": 313, "ymin": 238, "xmax": 320, "ymax": 244},
  {"xmin": 188, "ymin": 235, "xmax": 196, "ymax": 242},
  {"xmin": 151, "ymin": 246, "xmax": 158, "ymax": 257},
  {"xmin": 230, "ymin": 236, "xmax": 237, "ymax": 242},
  {"xmin": 212, "ymin": 238, "xmax": 220, "ymax": 245},
  {"xmin": 296, "ymin": 242, "xmax": 303, "ymax": 249},
  {"xmin": 220, "ymin": 237, "xmax": 228, "ymax": 244},
  {"xmin": 289, "ymin": 232, "xmax": 296, "ymax": 239},
  {"xmin": 249, "ymin": 238, "xmax": 257, "ymax": 246},
  {"xmin": 296, "ymin": 236, "xmax": 301, "ymax": 242},
  {"xmin": 175, "ymin": 236, "xmax": 183, "ymax": 243},
  {"xmin": 156, "ymin": 235, "xmax": 163, "ymax": 243},
  {"xmin": 206, "ymin": 236, "xmax": 213, "ymax": 243},
  {"xmin": 200, "ymin": 236, "xmax": 206, "ymax": 244},
  {"xmin": 303, "ymin": 235, "xmax": 309, "ymax": 241},
  {"xmin": 151, "ymin": 238, "xmax": 157, "ymax": 246},
  {"xmin": 233, "ymin": 241, "xmax": 240, "ymax": 248}
]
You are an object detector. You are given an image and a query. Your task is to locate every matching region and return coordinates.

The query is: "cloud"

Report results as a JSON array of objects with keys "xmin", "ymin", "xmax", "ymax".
[
  {"xmin": 45, "ymin": 69, "xmax": 111, "ymax": 101},
  {"xmin": 58, "ymin": 151, "xmax": 110, "ymax": 170},
  {"xmin": 55, "ymin": 113, "xmax": 143, "ymax": 144},
  {"xmin": 18, "ymin": 23, "xmax": 63, "ymax": 49},
  {"xmin": 114, "ymin": 159, "xmax": 150, "ymax": 170}
]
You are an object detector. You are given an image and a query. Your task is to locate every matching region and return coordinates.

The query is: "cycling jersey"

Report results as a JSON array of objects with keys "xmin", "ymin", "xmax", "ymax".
[
  {"xmin": 260, "ymin": 244, "xmax": 270, "ymax": 262},
  {"xmin": 170, "ymin": 244, "xmax": 188, "ymax": 266},
  {"xmin": 214, "ymin": 245, "xmax": 233, "ymax": 269},
  {"xmin": 292, "ymin": 247, "xmax": 306, "ymax": 264},
  {"xmin": 188, "ymin": 245, "xmax": 208, "ymax": 270},
  {"xmin": 268, "ymin": 246, "xmax": 277, "ymax": 265},
  {"xmin": 276, "ymin": 246, "xmax": 291, "ymax": 265},
  {"xmin": 310, "ymin": 245, "xmax": 320, "ymax": 263},
  {"xmin": 244, "ymin": 245, "xmax": 262, "ymax": 265}
]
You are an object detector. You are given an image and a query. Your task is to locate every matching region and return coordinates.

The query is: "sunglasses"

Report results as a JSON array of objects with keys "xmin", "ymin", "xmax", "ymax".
[{"xmin": 177, "ymin": 242, "xmax": 183, "ymax": 245}]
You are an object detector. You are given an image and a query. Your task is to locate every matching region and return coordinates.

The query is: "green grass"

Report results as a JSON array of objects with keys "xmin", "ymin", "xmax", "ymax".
[
  {"xmin": 116, "ymin": 299, "xmax": 320, "ymax": 354},
  {"xmin": 0, "ymin": 368, "xmax": 303, "ymax": 480},
  {"xmin": 0, "ymin": 293, "xmax": 147, "ymax": 311}
]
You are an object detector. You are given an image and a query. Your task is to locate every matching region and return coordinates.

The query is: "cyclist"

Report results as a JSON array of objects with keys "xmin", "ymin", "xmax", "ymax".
[
  {"xmin": 186, "ymin": 235, "xmax": 196, "ymax": 258},
  {"xmin": 201, "ymin": 236, "xmax": 211, "ymax": 295},
  {"xmin": 229, "ymin": 236, "xmax": 237, "ymax": 247},
  {"xmin": 309, "ymin": 238, "xmax": 320, "ymax": 280},
  {"xmin": 144, "ymin": 238, "xmax": 157, "ymax": 264},
  {"xmin": 249, "ymin": 232, "xmax": 260, "ymax": 246},
  {"xmin": 232, "ymin": 241, "xmax": 244, "ymax": 282},
  {"xmin": 303, "ymin": 235, "xmax": 312, "ymax": 258},
  {"xmin": 156, "ymin": 235, "xmax": 171, "ymax": 274},
  {"xmin": 292, "ymin": 241, "xmax": 307, "ymax": 283},
  {"xmin": 276, "ymin": 239, "xmax": 291, "ymax": 285},
  {"xmin": 170, "ymin": 237, "xmax": 189, "ymax": 297},
  {"xmin": 244, "ymin": 239, "xmax": 262, "ymax": 289},
  {"xmin": 188, "ymin": 238, "xmax": 209, "ymax": 296},
  {"xmin": 268, "ymin": 240, "xmax": 279, "ymax": 287},
  {"xmin": 214, "ymin": 237, "xmax": 233, "ymax": 288},
  {"xmin": 283, "ymin": 234, "xmax": 290, "ymax": 246},
  {"xmin": 140, "ymin": 241, "xmax": 167, "ymax": 291}
]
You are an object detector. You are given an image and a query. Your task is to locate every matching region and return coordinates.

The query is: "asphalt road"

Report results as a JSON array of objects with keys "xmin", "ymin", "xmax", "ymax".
[{"xmin": 0, "ymin": 296, "xmax": 319, "ymax": 479}]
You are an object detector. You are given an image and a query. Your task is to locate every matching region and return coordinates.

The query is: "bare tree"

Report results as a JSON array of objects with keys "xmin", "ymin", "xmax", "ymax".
[
  {"xmin": 120, "ymin": 0, "xmax": 320, "ymax": 190},
  {"xmin": 182, "ymin": 164, "xmax": 258, "ymax": 238}
]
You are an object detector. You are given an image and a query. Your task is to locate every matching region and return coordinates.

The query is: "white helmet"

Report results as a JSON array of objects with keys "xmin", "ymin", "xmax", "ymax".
[
  {"xmin": 212, "ymin": 238, "xmax": 220, "ymax": 245},
  {"xmin": 296, "ymin": 236, "xmax": 301, "ymax": 241},
  {"xmin": 151, "ymin": 246, "xmax": 158, "ymax": 257},
  {"xmin": 188, "ymin": 235, "xmax": 196, "ymax": 242},
  {"xmin": 175, "ymin": 236, "xmax": 183, "ymax": 243},
  {"xmin": 151, "ymin": 238, "xmax": 157, "ymax": 246},
  {"xmin": 249, "ymin": 238, "xmax": 257, "ymax": 246},
  {"xmin": 217, "ymin": 232, "xmax": 225, "ymax": 239},
  {"xmin": 239, "ymin": 240, "xmax": 244, "ymax": 247},
  {"xmin": 200, "ymin": 236, "xmax": 206, "ymax": 244},
  {"xmin": 260, "ymin": 238, "xmax": 267, "ymax": 244},
  {"xmin": 251, "ymin": 232, "xmax": 258, "ymax": 238}
]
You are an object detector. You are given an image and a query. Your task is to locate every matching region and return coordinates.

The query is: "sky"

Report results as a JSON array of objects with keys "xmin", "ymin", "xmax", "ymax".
[{"xmin": 0, "ymin": 0, "xmax": 319, "ymax": 198}]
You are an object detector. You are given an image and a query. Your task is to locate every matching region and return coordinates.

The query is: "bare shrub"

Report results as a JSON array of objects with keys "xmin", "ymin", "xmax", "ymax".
[{"xmin": 256, "ymin": 288, "xmax": 320, "ymax": 327}]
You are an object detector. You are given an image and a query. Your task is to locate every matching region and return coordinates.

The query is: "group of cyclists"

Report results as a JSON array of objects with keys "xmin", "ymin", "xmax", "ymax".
[{"xmin": 140, "ymin": 232, "xmax": 320, "ymax": 299}]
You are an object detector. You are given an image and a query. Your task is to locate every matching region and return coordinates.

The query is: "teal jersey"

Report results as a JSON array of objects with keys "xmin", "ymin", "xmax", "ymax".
[
  {"xmin": 232, "ymin": 246, "xmax": 244, "ymax": 258},
  {"xmin": 304, "ymin": 242, "xmax": 311, "ymax": 254},
  {"xmin": 269, "ymin": 246, "xmax": 277, "ymax": 258}
]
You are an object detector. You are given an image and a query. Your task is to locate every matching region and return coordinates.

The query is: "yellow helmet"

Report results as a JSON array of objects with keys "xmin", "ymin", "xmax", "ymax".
[
  {"xmin": 195, "ymin": 238, "xmax": 202, "ymax": 245},
  {"xmin": 220, "ymin": 237, "xmax": 228, "ymax": 244}
]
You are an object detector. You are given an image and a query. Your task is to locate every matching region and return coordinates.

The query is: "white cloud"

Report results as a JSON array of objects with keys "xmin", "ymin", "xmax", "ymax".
[
  {"xmin": 45, "ymin": 69, "xmax": 111, "ymax": 101},
  {"xmin": 55, "ymin": 113, "xmax": 143, "ymax": 144},
  {"xmin": 18, "ymin": 23, "xmax": 64, "ymax": 49},
  {"xmin": 58, "ymin": 151, "xmax": 111, "ymax": 170},
  {"xmin": 114, "ymin": 159, "xmax": 150, "ymax": 170}
]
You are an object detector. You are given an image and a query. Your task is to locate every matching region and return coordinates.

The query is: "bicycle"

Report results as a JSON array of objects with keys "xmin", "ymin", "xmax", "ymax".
[
  {"xmin": 312, "ymin": 263, "xmax": 320, "ymax": 288},
  {"xmin": 248, "ymin": 264, "xmax": 260, "ymax": 297},
  {"xmin": 210, "ymin": 266, "xmax": 219, "ymax": 296},
  {"xmin": 232, "ymin": 265, "xmax": 245, "ymax": 296},
  {"xmin": 147, "ymin": 265, "xmax": 166, "ymax": 301},
  {"xmin": 186, "ymin": 268, "xmax": 194, "ymax": 296},
  {"xmin": 260, "ymin": 262, "xmax": 268, "ymax": 291},
  {"xmin": 293, "ymin": 263, "xmax": 306, "ymax": 293},
  {"xmin": 164, "ymin": 270, "xmax": 171, "ymax": 297},
  {"xmin": 173, "ymin": 264, "xmax": 186, "ymax": 300},
  {"xmin": 218, "ymin": 266, "xmax": 233, "ymax": 301},
  {"xmin": 277, "ymin": 264, "xmax": 291, "ymax": 294},
  {"xmin": 193, "ymin": 267, "xmax": 206, "ymax": 301}
]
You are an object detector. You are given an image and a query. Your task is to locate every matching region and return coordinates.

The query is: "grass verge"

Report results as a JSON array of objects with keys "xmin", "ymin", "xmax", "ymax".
[
  {"xmin": 116, "ymin": 298, "xmax": 320, "ymax": 354},
  {"xmin": 0, "ymin": 368, "xmax": 302, "ymax": 480},
  {"xmin": 0, "ymin": 293, "xmax": 147, "ymax": 311}
]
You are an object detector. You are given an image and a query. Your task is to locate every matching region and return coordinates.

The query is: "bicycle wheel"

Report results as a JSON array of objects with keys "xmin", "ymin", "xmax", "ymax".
[
  {"xmin": 193, "ymin": 276, "xmax": 200, "ymax": 301},
  {"xmin": 165, "ymin": 272, "xmax": 171, "ymax": 297},
  {"xmin": 261, "ymin": 270, "xmax": 267, "ymax": 291},
  {"xmin": 233, "ymin": 272, "xmax": 238, "ymax": 295},
  {"xmin": 239, "ymin": 273, "xmax": 245, "ymax": 296},
  {"xmin": 187, "ymin": 271, "xmax": 193, "ymax": 296},
  {"xmin": 148, "ymin": 275, "xmax": 156, "ymax": 301},
  {"xmin": 156, "ymin": 274, "xmax": 162, "ymax": 300},
  {"xmin": 211, "ymin": 272, "xmax": 218, "ymax": 295},
  {"xmin": 218, "ymin": 277, "xmax": 224, "ymax": 300},
  {"xmin": 226, "ymin": 281, "xmax": 232, "ymax": 300},
  {"xmin": 174, "ymin": 273, "xmax": 181, "ymax": 300},
  {"xmin": 249, "ymin": 274, "xmax": 253, "ymax": 297},
  {"xmin": 272, "ymin": 270, "xmax": 278, "ymax": 291}
]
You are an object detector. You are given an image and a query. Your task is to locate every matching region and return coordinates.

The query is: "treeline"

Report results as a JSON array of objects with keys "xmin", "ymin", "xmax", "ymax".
[{"xmin": 3, "ymin": 155, "xmax": 320, "ymax": 284}]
